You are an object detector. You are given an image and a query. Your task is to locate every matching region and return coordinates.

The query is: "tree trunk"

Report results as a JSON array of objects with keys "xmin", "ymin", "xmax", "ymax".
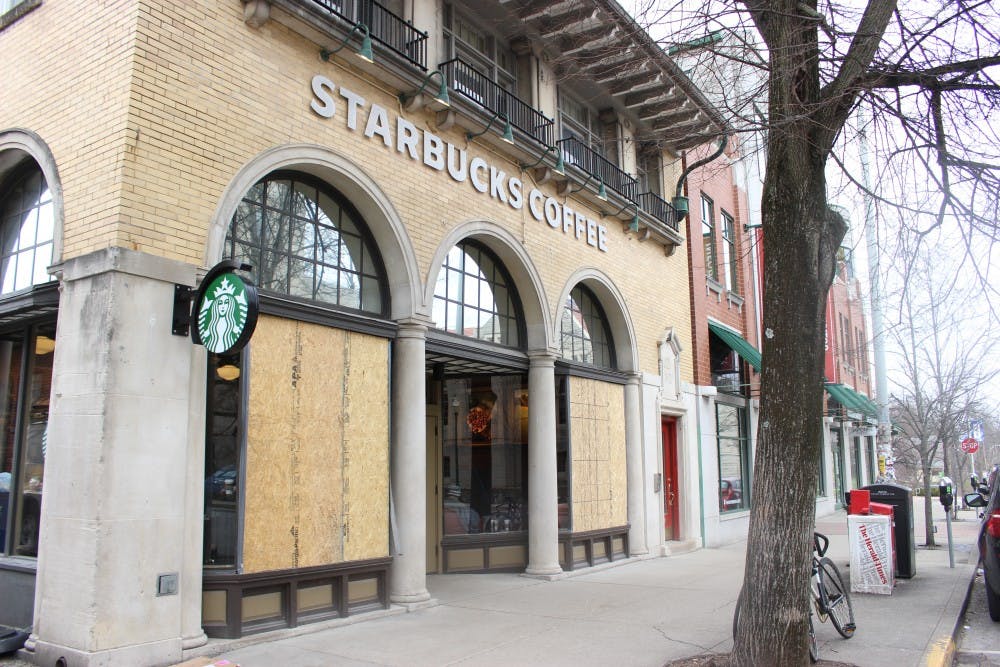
[{"xmin": 731, "ymin": 89, "xmax": 846, "ymax": 667}]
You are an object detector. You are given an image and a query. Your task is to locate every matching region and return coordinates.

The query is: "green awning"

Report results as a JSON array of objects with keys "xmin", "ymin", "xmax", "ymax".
[
  {"xmin": 824, "ymin": 382, "xmax": 877, "ymax": 419},
  {"xmin": 708, "ymin": 321, "xmax": 761, "ymax": 371}
]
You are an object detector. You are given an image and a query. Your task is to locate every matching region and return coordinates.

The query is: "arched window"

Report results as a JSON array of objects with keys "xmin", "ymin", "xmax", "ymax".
[
  {"xmin": 560, "ymin": 284, "xmax": 615, "ymax": 368},
  {"xmin": 0, "ymin": 163, "xmax": 54, "ymax": 294},
  {"xmin": 224, "ymin": 172, "xmax": 386, "ymax": 315},
  {"xmin": 432, "ymin": 240, "xmax": 522, "ymax": 346}
]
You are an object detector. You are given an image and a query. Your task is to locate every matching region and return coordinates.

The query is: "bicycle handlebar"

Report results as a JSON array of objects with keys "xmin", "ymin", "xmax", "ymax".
[{"xmin": 813, "ymin": 532, "xmax": 829, "ymax": 557}]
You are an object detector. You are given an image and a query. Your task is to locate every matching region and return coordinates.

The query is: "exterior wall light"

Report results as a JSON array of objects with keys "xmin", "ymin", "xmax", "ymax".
[
  {"xmin": 597, "ymin": 180, "xmax": 608, "ymax": 201},
  {"xmin": 467, "ymin": 112, "xmax": 514, "ymax": 145},
  {"xmin": 320, "ymin": 23, "xmax": 374, "ymax": 65},
  {"xmin": 520, "ymin": 145, "xmax": 565, "ymax": 176},
  {"xmin": 399, "ymin": 70, "xmax": 451, "ymax": 111}
]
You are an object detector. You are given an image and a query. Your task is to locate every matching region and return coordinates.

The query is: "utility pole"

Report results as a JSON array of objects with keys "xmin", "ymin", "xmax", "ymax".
[{"xmin": 860, "ymin": 108, "xmax": 894, "ymax": 480}]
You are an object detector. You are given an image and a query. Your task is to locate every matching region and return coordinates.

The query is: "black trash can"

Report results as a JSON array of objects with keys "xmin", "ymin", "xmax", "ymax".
[{"xmin": 863, "ymin": 483, "xmax": 916, "ymax": 578}]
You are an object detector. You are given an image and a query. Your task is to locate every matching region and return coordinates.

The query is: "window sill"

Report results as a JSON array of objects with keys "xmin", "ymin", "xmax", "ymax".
[
  {"xmin": 0, "ymin": 555, "xmax": 37, "ymax": 574},
  {"xmin": 726, "ymin": 291, "xmax": 744, "ymax": 311},
  {"xmin": 0, "ymin": 0, "xmax": 41, "ymax": 31},
  {"xmin": 706, "ymin": 278, "xmax": 724, "ymax": 301},
  {"xmin": 720, "ymin": 508, "xmax": 750, "ymax": 521}
]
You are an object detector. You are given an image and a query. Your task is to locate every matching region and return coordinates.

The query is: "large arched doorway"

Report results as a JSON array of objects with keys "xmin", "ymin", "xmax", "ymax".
[
  {"xmin": 201, "ymin": 169, "xmax": 398, "ymax": 638},
  {"xmin": 425, "ymin": 239, "xmax": 532, "ymax": 573}
]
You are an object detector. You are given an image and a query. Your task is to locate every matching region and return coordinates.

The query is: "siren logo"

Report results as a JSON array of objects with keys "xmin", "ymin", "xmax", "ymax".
[{"xmin": 197, "ymin": 275, "xmax": 250, "ymax": 354}]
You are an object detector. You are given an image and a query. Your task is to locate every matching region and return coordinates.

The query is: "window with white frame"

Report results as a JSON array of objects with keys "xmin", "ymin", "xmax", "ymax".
[
  {"xmin": 702, "ymin": 195, "xmax": 719, "ymax": 282},
  {"xmin": 721, "ymin": 210, "xmax": 738, "ymax": 294}
]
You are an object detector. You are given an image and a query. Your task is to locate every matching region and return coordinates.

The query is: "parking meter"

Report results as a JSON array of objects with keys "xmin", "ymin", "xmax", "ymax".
[{"xmin": 938, "ymin": 477, "xmax": 954, "ymax": 509}]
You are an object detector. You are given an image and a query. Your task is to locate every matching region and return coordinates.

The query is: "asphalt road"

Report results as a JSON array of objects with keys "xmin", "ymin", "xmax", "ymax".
[{"xmin": 954, "ymin": 566, "xmax": 1000, "ymax": 666}]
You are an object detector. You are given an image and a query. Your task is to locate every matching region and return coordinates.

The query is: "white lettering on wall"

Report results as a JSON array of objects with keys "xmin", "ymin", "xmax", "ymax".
[{"xmin": 308, "ymin": 74, "xmax": 608, "ymax": 252}]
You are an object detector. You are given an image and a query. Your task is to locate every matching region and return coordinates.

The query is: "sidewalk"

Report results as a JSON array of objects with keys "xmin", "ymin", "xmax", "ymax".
[{"xmin": 183, "ymin": 499, "xmax": 980, "ymax": 667}]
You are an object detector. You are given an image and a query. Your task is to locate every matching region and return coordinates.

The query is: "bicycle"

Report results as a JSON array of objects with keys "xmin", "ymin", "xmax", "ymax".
[
  {"xmin": 811, "ymin": 531, "xmax": 856, "ymax": 653},
  {"xmin": 732, "ymin": 531, "xmax": 855, "ymax": 663}
]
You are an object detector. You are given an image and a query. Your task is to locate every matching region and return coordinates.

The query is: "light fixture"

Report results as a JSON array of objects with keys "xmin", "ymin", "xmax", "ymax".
[
  {"xmin": 35, "ymin": 335, "xmax": 55, "ymax": 355},
  {"xmin": 399, "ymin": 70, "xmax": 450, "ymax": 111},
  {"xmin": 467, "ymin": 112, "xmax": 514, "ymax": 145},
  {"xmin": 320, "ymin": 23, "xmax": 374, "ymax": 65},
  {"xmin": 602, "ymin": 200, "xmax": 640, "ymax": 232},
  {"xmin": 520, "ymin": 144, "xmax": 565, "ymax": 176},
  {"xmin": 216, "ymin": 361, "xmax": 241, "ymax": 382},
  {"xmin": 597, "ymin": 179, "xmax": 608, "ymax": 201},
  {"xmin": 672, "ymin": 195, "xmax": 689, "ymax": 222}
]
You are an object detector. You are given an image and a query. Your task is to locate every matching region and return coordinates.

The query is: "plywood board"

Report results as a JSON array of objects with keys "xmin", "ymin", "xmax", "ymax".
[
  {"xmin": 242, "ymin": 315, "xmax": 389, "ymax": 573},
  {"xmin": 569, "ymin": 377, "xmax": 627, "ymax": 532}
]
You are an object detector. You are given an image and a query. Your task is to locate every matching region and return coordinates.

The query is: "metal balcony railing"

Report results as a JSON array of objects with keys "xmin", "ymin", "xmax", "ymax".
[
  {"xmin": 307, "ymin": 0, "xmax": 427, "ymax": 70},
  {"xmin": 439, "ymin": 58, "xmax": 554, "ymax": 146},
  {"xmin": 636, "ymin": 191, "xmax": 679, "ymax": 232},
  {"xmin": 556, "ymin": 137, "xmax": 638, "ymax": 202}
]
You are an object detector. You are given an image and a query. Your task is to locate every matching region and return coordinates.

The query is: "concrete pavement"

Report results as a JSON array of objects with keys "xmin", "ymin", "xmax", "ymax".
[{"xmin": 176, "ymin": 500, "xmax": 982, "ymax": 666}]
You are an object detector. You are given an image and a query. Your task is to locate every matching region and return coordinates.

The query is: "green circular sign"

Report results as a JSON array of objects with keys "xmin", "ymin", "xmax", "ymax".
[{"xmin": 194, "ymin": 269, "xmax": 258, "ymax": 354}]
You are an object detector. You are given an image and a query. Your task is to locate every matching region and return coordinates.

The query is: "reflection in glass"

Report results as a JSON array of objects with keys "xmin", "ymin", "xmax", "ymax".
[
  {"xmin": 224, "ymin": 173, "xmax": 385, "ymax": 315},
  {"xmin": 442, "ymin": 376, "xmax": 528, "ymax": 535},
  {"xmin": 559, "ymin": 285, "xmax": 614, "ymax": 368},
  {"xmin": 1, "ymin": 165, "xmax": 55, "ymax": 295},
  {"xmin": 717, "ymin": 403, "xmax": 748, "ymax": 512},
  {"xmin": 432, "ymin": 241, "xmax": 521, "ymax": 347},
  {"xmin": 204, "ymin": 351, "xmax": 243, "ymax": 567}
]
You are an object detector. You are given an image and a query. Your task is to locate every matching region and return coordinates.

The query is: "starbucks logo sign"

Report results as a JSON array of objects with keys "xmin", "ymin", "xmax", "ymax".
[{"xmin": 191, "ymin": 261, "xmax": 259, "ymax": 355}]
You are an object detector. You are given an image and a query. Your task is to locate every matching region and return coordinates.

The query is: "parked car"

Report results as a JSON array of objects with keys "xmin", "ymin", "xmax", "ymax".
[{"xmin": 965, "ymin": 464, "xmax": 1000, "ymax": 621}]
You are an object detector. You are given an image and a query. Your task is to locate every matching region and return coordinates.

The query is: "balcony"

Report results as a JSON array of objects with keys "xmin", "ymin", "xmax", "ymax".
[
  {"xmin": 306, "ymin": 0, "xmax": 427, "ymax": 70},
  {"xmin": 556, "ymin": 137, "xmax": 638, "ymax": 202},
  {"xmin": 636, "ymin": 192, "xmax": 679, "ymax": 232},
  {"xmin": 439, "ymin": 58, "xmax": 554, "ymax": 147}
]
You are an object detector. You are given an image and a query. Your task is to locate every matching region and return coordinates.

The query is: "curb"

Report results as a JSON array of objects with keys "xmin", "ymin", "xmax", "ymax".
[{"xmin": 921, "ymin": 559, "xmax": 980, "ymax": 667}]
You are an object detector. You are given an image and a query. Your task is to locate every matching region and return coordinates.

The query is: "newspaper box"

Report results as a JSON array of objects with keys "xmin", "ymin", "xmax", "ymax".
[{"xmin": 848, "ymin": 513, "xmax": 894, "ymax": 594}]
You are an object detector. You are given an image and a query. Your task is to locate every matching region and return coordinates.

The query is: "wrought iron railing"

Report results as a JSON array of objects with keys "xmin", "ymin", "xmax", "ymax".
[
  {"xmin": 307, "ymin": 0, "xmax": 427, "ymax": 70},
  {"xmin": 636, "ymin": 191, "xmax": 679, "ymax": 232},
  {"xmin": 439, "ymin": 58, "xmax": 554, "ymax": 146},
  {"xmin": 556, "ymin": 137, "xmax": 638, "ymax": 202}
]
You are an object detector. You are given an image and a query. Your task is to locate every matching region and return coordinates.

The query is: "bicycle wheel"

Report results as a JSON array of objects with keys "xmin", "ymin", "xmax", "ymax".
[
  {"xmin": 818, "ymin": 557, "xmax": 856, "ymax": 638},
  {"xmin": 808, "ymin": 612, "xmax": 819, "ymax": 663},
  {"xmin": 810, "ymin": 564, "xmax": 828, "ymax": 623}
]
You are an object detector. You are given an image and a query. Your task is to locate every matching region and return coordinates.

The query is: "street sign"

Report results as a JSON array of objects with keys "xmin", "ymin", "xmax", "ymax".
[{"xmin": 961, "ymin": 437, "xmax": 980, "ymax": 454}]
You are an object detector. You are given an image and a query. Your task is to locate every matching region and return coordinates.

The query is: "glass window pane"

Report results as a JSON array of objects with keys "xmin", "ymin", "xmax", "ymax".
[
  {"xmin": 15, "ymin": 249, "xmax": 33, "ymax": 291},
  {"xmin": 361, "ymin": 277, "xmax": 382, "ymax": 313},
  {"xmin": 225, "ymin": 173, "xmax": 386, "ymax": 313},
  {"xmin": 204, "ymin": 351, "xmax": 243, "ymax": 567},
  {"xmin": 33, "ymin": 244, "xmax": 52, "ymax": 285}
]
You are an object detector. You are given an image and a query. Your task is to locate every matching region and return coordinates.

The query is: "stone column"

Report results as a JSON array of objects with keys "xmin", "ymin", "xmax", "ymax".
[
  {"xmin": 28, "ymin": 248, "xmax": 199, "ymax": 667},
  {"xmin": 389, "ymin": 319, "xmax": 431, "ymax": 603},
  {"xmin": 525, "ymin": 351, "xmax": 561, "ymax": 576},
  {"xmin": 625, "ymin": 373, "xmax": 648, "ymax": 555}
]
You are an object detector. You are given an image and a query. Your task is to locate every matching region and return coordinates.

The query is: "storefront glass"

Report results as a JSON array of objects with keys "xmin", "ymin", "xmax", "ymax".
[
  {"xmin": 0, "ymin": 324, "xmax": 54, "ymax": 557},
  {"xmin": 717, "ymin": 402, "xmax": 749, "ymax": 512},
  {"xmin": 441, "ymin": 375, "xmax": 527, "ymax": 535},
  {"xmin": 204, "ymin": 351, "xmax": 243, "ymax": 567},
  {"xmin": 559, "ymin": 285, "xmax": 614, "ymax": 368}
]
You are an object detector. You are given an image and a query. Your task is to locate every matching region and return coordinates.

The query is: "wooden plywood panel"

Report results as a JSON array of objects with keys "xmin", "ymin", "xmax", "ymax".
[
  {"xmin": 242, "ymin": 315, "xmax": 389, "ymax": 573},
  {"xmin": 342, "ymin": 331, "xmax": 390, "ymax": 562},
  {"xmin": 569, "ymin": 377, "xmax": 627, "ymax": 532},
  {"xmin": 243, "ymin": 315, "xmax": 302, "ymax": 572}
]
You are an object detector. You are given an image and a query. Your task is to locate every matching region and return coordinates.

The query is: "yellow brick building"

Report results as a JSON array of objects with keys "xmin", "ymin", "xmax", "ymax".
[{"xmin": 0, "ymin": 0, "xmax": 725, "ymax": 663}]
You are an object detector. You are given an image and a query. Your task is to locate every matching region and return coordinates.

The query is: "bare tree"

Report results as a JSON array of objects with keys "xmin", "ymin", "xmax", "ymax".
[
  {"xmin": 888, "ymin": 250, "xmax": 997, "ymax": 545},
  {"xmin": 628, "ymin": 1, "xmax": 1000, "ymax": 664}
]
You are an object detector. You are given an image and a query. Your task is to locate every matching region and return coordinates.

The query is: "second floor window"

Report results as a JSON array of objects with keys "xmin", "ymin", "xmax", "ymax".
[
  {"xmin": 444, "ymin": 6, "xmax": 516, "ymax": 94},
  {"xmin": 721, "ymin": 211, "xmax": 738, "ymax": 294},
  {"xmin": 702, "ymin": 195, "xmax": 718, "ymax": 282}
]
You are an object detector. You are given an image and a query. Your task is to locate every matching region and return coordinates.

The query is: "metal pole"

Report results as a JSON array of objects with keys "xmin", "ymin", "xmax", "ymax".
[
  {"xmin": 859, "ymin": 107, "xmax": 893, "ymax": 479},
  {"xmin": 945, "ymin": 508, "xmax": 954, "ymax": 569}
]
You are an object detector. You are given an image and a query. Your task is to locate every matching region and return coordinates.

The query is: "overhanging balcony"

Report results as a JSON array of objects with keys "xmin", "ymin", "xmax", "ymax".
[
  {"xmin": 556, "ymin": 137, "xmax": 637, "ymax": 202},
  {"xmin": 305, "ymin": 0, "xmax": 427, "ymax": 70},
  {"xmin": 439, "ymin": 58, "xmax": 554, "ymax": 146},
  {"xmin": 636, "ymin": 192, "xmax": 679, "ymax": 232}
]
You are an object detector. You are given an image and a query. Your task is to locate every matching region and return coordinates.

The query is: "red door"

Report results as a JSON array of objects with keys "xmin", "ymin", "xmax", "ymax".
[{"xmin": 662, "ymin": 417, "xmax": 680, "ymax": 540}]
